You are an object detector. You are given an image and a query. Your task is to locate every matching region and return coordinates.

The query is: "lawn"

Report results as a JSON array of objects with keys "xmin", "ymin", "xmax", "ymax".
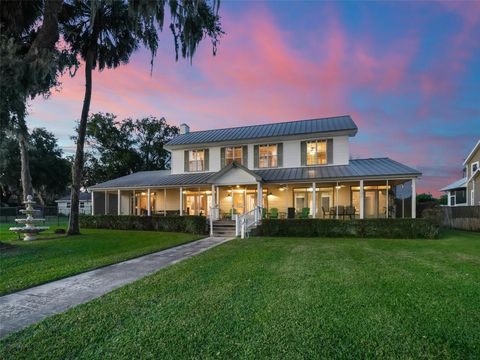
[
  {"xmin": 0, "ymin": 227, "xmax": 201, "ymax": 295},
  {"xmin": 1, "ymin": 230, "xmax": 479, "ymax": 358}
]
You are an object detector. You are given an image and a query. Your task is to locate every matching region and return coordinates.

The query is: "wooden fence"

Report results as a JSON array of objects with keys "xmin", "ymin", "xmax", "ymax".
[{"xmin": 442, "ymin": 206, "xmax": 480, "ymax": 231}]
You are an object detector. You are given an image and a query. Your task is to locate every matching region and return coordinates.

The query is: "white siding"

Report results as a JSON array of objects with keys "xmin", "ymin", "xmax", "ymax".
[
  {"xmin": 333, "ymin": 136, "xmax": 349, "ymax": 165},
  {"xmin": 170, "ymin": 150, "xmax": 184, "ymax": 174},
  {"xmin": 283, "ymin": 139, "xmax": 301, "ymax": 168},
  {"xmin": 209, "ymin": 146, "xmax": 221, "ymax": 172}
]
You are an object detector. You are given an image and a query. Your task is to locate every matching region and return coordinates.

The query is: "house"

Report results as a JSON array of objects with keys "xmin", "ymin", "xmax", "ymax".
[
  {"xmin": 56, "ymin": 192, "xmax": 92, "ymax": 215},
  {"xmin": 89, "ymin": 115, "xmax": 421, "ymax": 223},
  {"xmin": 441, "ymin": 139, "xmax": 479, "ymax": 206}
]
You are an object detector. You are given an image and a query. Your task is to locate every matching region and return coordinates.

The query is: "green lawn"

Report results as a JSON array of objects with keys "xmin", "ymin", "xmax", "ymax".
[
  {"xmin": 0, "ymin": 228, "xmax": 201, "ymax": 295},
  {"xmin": 1, "ymin": 230, "xmax": 479, "ymax": 359}
]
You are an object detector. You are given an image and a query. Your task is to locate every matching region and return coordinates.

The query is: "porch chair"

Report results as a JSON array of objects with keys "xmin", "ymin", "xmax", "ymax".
[
  {"xmin": 322, "ymin": 206, "xmax": 331, "ymax": 219},
  {"xmin": 345, "ymin": 206, "xmax": 356, "ymax": 219},
  {"xmin": 269, "ymin": 208, "xmax": 279, "ymax": 219},
  {"xmin": 337, "ymin": 205, "xmax": 345, "ymax": 219},
  {"xmin": 299, "ymin": 207, "xmax": 310, "ymax": 219}
]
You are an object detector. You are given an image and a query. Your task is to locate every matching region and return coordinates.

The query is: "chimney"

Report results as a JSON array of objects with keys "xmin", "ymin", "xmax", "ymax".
[{"xmin": 180, "ymin": 123, "xmax": 190, "ymax": 135}]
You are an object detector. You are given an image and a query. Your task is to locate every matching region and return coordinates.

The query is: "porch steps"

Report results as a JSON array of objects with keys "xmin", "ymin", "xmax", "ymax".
[{"xmin": 211, "ymin": 220, "xmax": 236, "ymax": 237}]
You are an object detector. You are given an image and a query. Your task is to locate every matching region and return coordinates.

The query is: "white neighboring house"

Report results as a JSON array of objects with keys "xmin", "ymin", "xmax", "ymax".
[
  {"xmin": 56, "ymin": 192, "xmax": 92, "ymax": 215},
  {"xmin": 440, "ymin": 178, "xmax": 467, "ymax": 206}
]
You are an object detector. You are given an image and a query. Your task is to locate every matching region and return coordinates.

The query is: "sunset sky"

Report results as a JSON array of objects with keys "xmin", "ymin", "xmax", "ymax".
[{"xmin": 27, "ymin": 1, "xmax": 480, "ymax": 196}]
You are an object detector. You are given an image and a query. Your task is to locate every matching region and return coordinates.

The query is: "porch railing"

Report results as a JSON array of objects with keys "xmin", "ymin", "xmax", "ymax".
[{"xmin": 236, "ymin": 206, "xmax": 262, "ymax": 239}]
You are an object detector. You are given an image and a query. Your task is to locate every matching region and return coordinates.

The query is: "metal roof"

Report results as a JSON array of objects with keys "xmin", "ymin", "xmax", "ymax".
[
  {"xmin": 440, "ymin": 177, "xmax": 467, "ymax": 192},
  {"xmin": 256, "ymin": 158, "xmax": 421, "ymax": 183},
  {"xmin": 56, "ymin": 192, "xmax": 92, "ymax": 202},
  {"xmin": 89, "ymin": 158, "xmax": 420, "ymax": 190},
  {"xmin": 166, "ymin": 115, "xmax": 358, "ymax": 146}
]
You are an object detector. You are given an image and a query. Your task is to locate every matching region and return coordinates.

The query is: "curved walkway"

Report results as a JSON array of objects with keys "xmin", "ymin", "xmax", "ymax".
[{"xmin": 0, "ymin": 236, "xmax": 233, "ymax": 338}]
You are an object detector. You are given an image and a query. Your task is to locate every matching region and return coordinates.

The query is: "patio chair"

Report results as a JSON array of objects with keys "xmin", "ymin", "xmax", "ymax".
[
  {"xmin": 269, "ymin": 208, "xmax": 279, "ymax": 219},
  {"xmin": 299, "ymin": 207, "xmax": 310, "ymax": 219},
  {"xmin": 322, "ymin": 206, "xmax": 331, "ymax": 219},
  {"xmin": 329, "ymin": 207, "xmax": 336, "ymax": 218},
  {"xmin": 345, "ymin": 206, "xmax": 356, "ymax": 219},
  {"xmin": 337, "ymin": 205, "xmax": 345, "ymax": 219}
]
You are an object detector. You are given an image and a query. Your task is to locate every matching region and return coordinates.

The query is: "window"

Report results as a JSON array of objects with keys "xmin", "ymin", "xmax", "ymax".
[
  {"xmin": 80, "ymin": 202, "xmax": 85, "ymax": 208},
  {"xmin": 66, "ymin": 202, "xmax": 71, "ymax": 208},
  {"xmin": 306, "ymin": 140, "xmax": 327, "ymax": 165},
  {"xmin": 472, "ymin": 161, "xmax": 479, "ymax": 174},
  {"xmin": 225, "ymin": 146, "xmax": 243, "ymax": 165},
  {"xmin": 189, "ymin": 150, "xmax": 205, "ymax": 172},
  {"xmin": 258, "ymin": 144, "xmax": 277, "ymax": 168},
  {"xmin": 449, "ymin": 194, "xmax": 456, "ymax": 206}
]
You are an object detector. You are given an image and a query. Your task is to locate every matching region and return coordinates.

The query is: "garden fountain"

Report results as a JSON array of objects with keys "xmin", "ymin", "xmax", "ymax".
[{"xmin": 9, "ymin": 195, "xmax": 49, "ymax": 241}]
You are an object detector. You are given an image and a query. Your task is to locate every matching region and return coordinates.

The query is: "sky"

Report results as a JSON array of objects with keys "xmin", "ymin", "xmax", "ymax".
[{"xmin": 27, "ymin": 1, "xmax": 480, "ymax": 196}]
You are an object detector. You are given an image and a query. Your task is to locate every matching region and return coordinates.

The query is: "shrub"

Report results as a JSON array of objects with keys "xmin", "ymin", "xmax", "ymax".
[
  {"xmin": 79, "ymin": 215, "xmax": 207, "ymax": 235},
  {"xmin": 256, "ymin": 218, "xmax": 439, "ymax": 239}
]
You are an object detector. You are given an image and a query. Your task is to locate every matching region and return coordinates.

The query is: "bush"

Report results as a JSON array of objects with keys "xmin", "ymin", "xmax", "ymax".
[
  {"xmin": 79, "ymin": 215, "xmax": 207, "ymax": 235},
  {"xmin": 256, "ymin": 218, "xmax": 439, "ymax": 239}
]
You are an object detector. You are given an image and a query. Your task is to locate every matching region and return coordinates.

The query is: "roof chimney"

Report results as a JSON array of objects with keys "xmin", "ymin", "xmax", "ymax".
[{"xmin": 179, "ymin": 123, "xmax": 190, "ymax": 135}]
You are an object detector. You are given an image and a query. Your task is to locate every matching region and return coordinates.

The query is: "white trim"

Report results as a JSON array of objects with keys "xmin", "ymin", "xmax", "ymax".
[
  {"xmin": 463, "ymin": 139, "xmax": 480, "ymax": 166},
  {"xmin": 411, "ymin": 178, "xmax": 416, "ymax": 219}
]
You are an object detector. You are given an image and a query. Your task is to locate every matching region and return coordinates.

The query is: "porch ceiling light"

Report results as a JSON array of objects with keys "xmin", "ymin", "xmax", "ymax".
[
  {"xmin": 236, "ymin": 185, "xmax": 240, "ymax": 188},
  {"xmin": 141, "ymin": 192, "xmax": 146, "ymax": 195},
  {"xmin": 335, "ymin": 185, "xmax": 342, "ymax": 190}
]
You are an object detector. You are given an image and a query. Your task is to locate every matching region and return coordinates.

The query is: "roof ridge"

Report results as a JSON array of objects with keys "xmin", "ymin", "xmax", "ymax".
[{"xmin": 182, "ymin": 115, "xmax": 353, "ymax": 135}]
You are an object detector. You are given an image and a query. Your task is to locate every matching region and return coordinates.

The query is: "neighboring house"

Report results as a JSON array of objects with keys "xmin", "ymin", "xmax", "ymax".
[
  {"xmin": 441, "ymin": 139, "xmax": 479, "ymax": 207},
  {"xmin": 464, "ymin": 140, "xmax": 480, "ymax": 206},
  {"xmin": 56, "ymin": 192, "xmax": 92, "ymax": 215},
  {"xmin": 89, "ymin": 115, "xmax": 421, "ymax": 219}
]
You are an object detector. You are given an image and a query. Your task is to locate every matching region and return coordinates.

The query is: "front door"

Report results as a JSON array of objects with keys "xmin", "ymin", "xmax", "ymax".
[{"xmin": 232, "ymin": 191, "xmax": 245, "ymax": 215}]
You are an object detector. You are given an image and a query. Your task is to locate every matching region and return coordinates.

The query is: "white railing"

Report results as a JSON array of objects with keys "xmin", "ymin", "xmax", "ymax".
[{"xmin": 236, "ymin": 206, "xmax": 262, "ymax": 239}]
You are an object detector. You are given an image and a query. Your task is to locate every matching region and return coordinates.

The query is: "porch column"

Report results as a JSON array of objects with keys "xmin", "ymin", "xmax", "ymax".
[
  {"xmin": 411, "ymin": 178, "xmax": 416, "ymax": 219},
  {"xmin": 257, "ymin": 182, "xmax": 263, "ymax": 209},
  {"xmin": 91, "ymin": 191, "xmax": 95, "ymax": 215},
  {"xmin": 117, "ymin": 189, "xmax": 121, "ymax": 215},
  {"xmin": 211, "ymin": 184, "xmax": 216, "ymax": 220},
  {"xmin": 147, "ymin": 188, "xmax": 151, "ymax": 216},
  {"xmin": 386, "ymin": 180, "xmax": 389, "ymax": 218},
  {"xmin": 132, "ymin": 190, "xmax": 135, "ymax": 215},
  {"xmin": 312, "ymin": 182, "xmax": 316, "ymax": 218},
  {"xmin": 335, "ymin": 181, "xmax": 339, "ymax": 219},
  {"xmin": 163, "ymin": 188, "xmax": 167, "ymax": 216},
  {"xmin": 447, "ymin": 191, "xmax": 451, "ymax": 206},
  {"xmin": 179, "ymin": 187, "xmax": 183, "ymax": 216},
  {"xmin": 104, "ymin": 190, "xmax": 108, "ymax": 215},
  {"xmin": 359, "ymin": 180, "xmax": 364, "ymax": 219}
]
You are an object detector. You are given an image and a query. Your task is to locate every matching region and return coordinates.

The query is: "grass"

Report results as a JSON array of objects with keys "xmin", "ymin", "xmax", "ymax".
[
  {"xmin": 0, "ymin": 226, "xmax": 201, "ymax": 295},
  {"xmin": 1, "ymin": 229, "xmax": 479, "ymax": 359}
]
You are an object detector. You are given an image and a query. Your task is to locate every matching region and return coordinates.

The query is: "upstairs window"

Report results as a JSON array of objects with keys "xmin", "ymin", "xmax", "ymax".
[
  {"xmin": 306, "ymin": 140, "xmax": 327, "ymax": 165},
  {"xmin": 188, "ymin": 149, "xmax": 205, "ymax": 172},
  {"xmin": 225, "ymin": 146, "xmax": 243, "ymax": 165},
  {"xmin": 259, "ymin": 144, "xmax": 278, "ymax": 168},
  {"xmin": 472, "ymin": 161, "xmax": 479, "ymax": 174}
]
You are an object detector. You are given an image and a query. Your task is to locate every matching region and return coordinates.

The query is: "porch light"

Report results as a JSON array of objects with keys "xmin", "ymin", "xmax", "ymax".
[
  {"xmin": 182, "ymin": 190, "xmax": 187, "ymax": 194},
  {"xmin": 335, "ymin": 185, "xmax": 342, "ymax": 190},
  {"xmin": 236, "ymin": 185, "xmax": 240, "ymax": 188},
  {"xmin": 279, "ymin": 185, "xmax": 286, "ymax": 191},
  {"xmin": 141, "ymin": 192, "xmax": 146, "ymax": 195}
]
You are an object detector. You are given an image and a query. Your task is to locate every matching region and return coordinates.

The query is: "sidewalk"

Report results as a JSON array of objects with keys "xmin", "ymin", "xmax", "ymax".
[{"xmin": 0, "ymin": 236, "xmax": 233, "ymax": 338}]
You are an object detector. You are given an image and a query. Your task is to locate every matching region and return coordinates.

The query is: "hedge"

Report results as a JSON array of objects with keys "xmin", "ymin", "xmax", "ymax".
[
  {"xmin": 79, "ymin": 215, "xmax": 207, "ymax": 235},
  {"xmin": 255, "ymin": 218, "xmax": 440, "ymax": 239}
]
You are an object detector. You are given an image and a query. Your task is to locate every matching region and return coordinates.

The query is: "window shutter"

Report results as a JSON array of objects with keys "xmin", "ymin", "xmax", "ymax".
[
  {"xmin": 242, "ymin": 145, "xmax": 248, "ymax": 166},
  {"xmin": 301, "ymin": 141, "xmax": 306, "ymax": 166},
  {"xmin": 254, "ymin": 145, "xmax": 259, "ymax": 168},
  {"xmin": 204, "ymin": 149, "xmax": 209, "ymax": 171},
  {"xmin": 327, "ymin": 139, "xmax": 333, "ymax": 164},
  {"xmin": 220, "ymin": 147, "xmax": 226, "ymax": 168},
  {"xmin": 277, "ymin": 143, "xmax": 283, "ymax": 167},
  {"xmin": 184, "ymin": 150, "xmax": 189, "ymax": 172}
]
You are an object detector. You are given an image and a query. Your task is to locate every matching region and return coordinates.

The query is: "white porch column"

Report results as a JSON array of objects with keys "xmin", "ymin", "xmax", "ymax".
[
  {"xmin": 447, "ymin": 191, "xmax": 452, "ymax": 206},
  {"xmin": 132, "ymin": 190, "xmax": 135, "ymax": 215},
  {"xmin": 411, "ymin": 178, "xmax": 416, "ymax": 219},
  {"xmin": 312, "ymin": 182, "xmax": 316, "ymax": 218},
  {"xmin": 179, "ymin": 187, "xmax": 183, "ymax": 216},
  {"xmin": 147, "ymin": 188, "xmax": 151, "ymax": 216},
  {"xmin": 117, "ymin": 189, "xmax": 121, "ymax": 215},
  {"xmin": 104, "ymin": 190, "xmax": 108, "ymax": 215},
  {"xmin": 163, "ymin": 188, "xmax": 167, "ymax": 216},
  {"xmin": 91, "ymin": 191, "xmax": 95, "ymax": 215},
  {"xmin": 386, "ymin": 180, "xmax": 389, "ymax": 218},
  {"xmin": 335, "ymin": 181, "xmax": 339, "ymax": 219},
  {"xmin": 257, "ymin": 182, "xmax": 263, "ymax": 209},
  {"xmin": 359, "ymin": 180, "xmax": 365, "ymax": 219}
]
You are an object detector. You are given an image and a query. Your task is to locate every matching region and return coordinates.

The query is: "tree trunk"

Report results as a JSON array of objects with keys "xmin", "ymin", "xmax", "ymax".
[
  {"xmin": 18, "ymin": 126, "xmax": 33, "ymax": 202},
  {"xmin": 68, "ymin": 50, "xmax": 94, "ymax": 235}
]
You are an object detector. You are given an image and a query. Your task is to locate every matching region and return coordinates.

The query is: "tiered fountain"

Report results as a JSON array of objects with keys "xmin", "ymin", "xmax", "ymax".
[{"xmin": 10, "ymin": 195, "xmax": 49, "ymax": 241}]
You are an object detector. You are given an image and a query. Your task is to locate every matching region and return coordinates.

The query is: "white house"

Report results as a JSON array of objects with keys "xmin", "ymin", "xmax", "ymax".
[
  {"xmin": 56, "ymin": 192, "xmax": 92, "ymax": 215},
  {"xmin": 89, "ymin": 115, "xmax": 421, "ymax": 224}
]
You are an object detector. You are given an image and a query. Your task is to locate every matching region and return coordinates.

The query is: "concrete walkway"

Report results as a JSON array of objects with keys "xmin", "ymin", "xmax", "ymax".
[{"xmin": 0, "ymin": 236, "xmax": 233, "ymax": 338}]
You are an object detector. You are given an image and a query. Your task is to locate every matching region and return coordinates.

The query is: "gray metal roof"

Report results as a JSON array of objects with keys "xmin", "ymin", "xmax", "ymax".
[
  {"xmin": 440, "ymin": 177, "xmax": 467, "ymax": 192},
  {"xmin": 166, "ymin": 115, "xmax": 357, "ymax": 146},
  {"xmin": 89, "ymin": 158, "xmax": 420, "ymax": 190},
  {"xmin": 56, "ymin": 192, "xmax": 92, "ymax": 202},
  {"xmin": 256, "ymin": 158, "xmax": 421, "ymax": 183}
]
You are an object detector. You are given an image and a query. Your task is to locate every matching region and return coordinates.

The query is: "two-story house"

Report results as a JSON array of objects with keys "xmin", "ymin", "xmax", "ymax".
[
  {"xmin": 89, "ymin": 115, "xmax": 421, "ymax": 220},
  {"xmin": 441, "ymin": 140, "xmax": 479, "ymax": 206}
]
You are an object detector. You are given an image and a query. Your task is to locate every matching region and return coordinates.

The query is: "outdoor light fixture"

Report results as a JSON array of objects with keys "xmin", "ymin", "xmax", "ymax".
[
  {"xmin": 141, "ymin": 192, "xmax": 146, "ymax": 195},
  {"xmin": 279, "ymin": 185, "xmax": 286, "ymax": 191},
  {"xmin": 236, "ymin": 185, "xmax": 240, "ymax": 188},
  {"xmin": 335, "ymin": 185, "xmax": 342, "ymax": 190}
]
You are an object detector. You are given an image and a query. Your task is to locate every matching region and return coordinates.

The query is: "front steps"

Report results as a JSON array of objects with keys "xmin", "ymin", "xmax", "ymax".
[{"xmin": 211, "ymin": 220, "xmax": 236, "ymax": 237}]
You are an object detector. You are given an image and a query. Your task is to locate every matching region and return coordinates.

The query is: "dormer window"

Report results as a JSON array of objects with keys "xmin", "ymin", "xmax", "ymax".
[{"xmin": 306, "ymin": 140, "xmax": 327, "ymax": 165}]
